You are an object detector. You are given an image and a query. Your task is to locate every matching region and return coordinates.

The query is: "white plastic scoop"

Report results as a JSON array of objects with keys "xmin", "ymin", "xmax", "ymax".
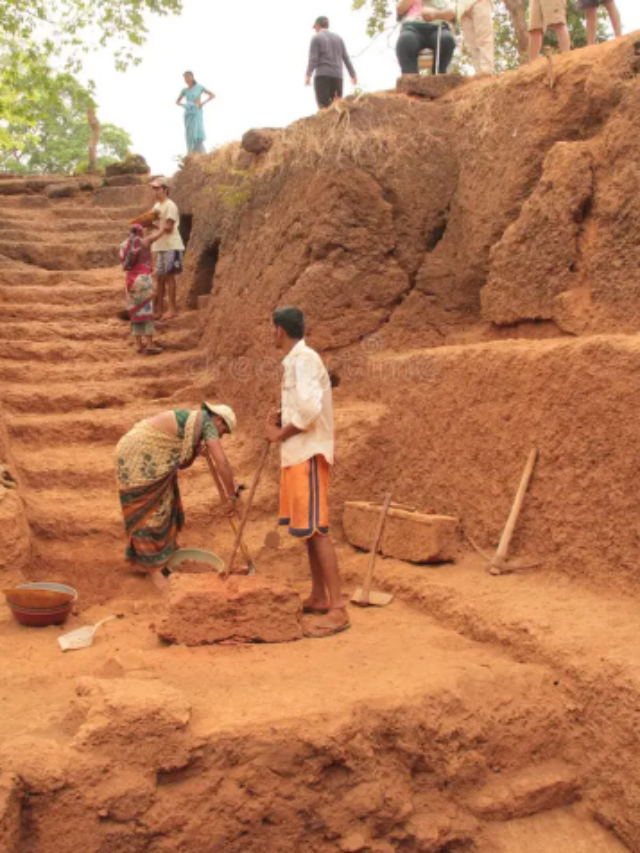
[{"xmin": 58, "ymin": 615, "xmax": 116, "ymax": 652}]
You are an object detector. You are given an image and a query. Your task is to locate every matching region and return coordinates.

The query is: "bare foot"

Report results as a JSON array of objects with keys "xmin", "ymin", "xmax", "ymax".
[
  {"xmin": 303, "ymin": 596, "xmax": 330, "ymax": 615},
  {"xmin": 160, "ymin": 311, "xmax": 177, "ymax": 322},
  {"xmin": 303, "ymin": 606, "xmax": 350, "ymax": 638}
]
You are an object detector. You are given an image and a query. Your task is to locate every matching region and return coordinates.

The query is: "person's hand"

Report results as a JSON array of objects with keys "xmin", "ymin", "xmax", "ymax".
[
  {"xmin": 422, "ymin": 8, "xmax": 436, "ymax": 20},
  {"xmin": 265, "ymin": 423, "xmax": 282, "ymax": 444},
  {"xmin": 305, "ymin": 75, "xmax": 311, "ymax": 86},
  {"xmin": 351, "ymin": 77, "xmax": 358, "ymax": 86}
]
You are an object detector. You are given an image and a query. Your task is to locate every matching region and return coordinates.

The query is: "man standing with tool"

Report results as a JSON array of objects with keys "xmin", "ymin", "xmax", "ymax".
[
  {"xmin": 265, "ymin": 306, "xmax": 350, "ymax": 638},
  {"xmin": 306, "ymin": 16, "xmax": 358, "ymax": 110}
]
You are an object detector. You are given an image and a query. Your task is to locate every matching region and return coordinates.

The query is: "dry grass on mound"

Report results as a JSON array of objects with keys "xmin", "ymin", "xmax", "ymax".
[
  {"xmin": 179, "ymin": 95, "xmax": 439, "ymax": 240},
  {"xmin": 262, "ymin": 94, "xmax": 433, "ymax": 176}
]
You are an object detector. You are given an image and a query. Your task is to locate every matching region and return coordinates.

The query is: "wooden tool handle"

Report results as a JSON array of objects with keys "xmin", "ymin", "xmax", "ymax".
[
  {"xmin": 224, "ymin": 441, "xmax": 270, "ymax": 579},
  {"xmin": 492, "ymin": 448, "xmax": 538, "ymax": 568},
  {"xmin": 390, "ymin": 502, "xmax": 416, "ymax": 513},
  {"xmin": 204, "ymin": 447, "xmax": 254, "ymax": 568},
  {"xmin": 361, "ymin": 493, "xmax": 393, "ymax": 601}
]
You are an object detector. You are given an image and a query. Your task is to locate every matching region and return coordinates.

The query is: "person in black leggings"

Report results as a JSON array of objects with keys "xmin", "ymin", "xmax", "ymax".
[
  {"xmin": 396, "ymin": 0, "xmax": 457, "ymax": 74},
  {"xmin": 306, "ymin": 15, "xmax": 357, "ymax": 110}
]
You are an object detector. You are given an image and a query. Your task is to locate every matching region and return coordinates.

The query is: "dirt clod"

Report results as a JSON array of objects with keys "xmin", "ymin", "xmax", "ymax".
[
  {"xmin": 158, "ymin": 575, "xmax": 303, "ymax": 645},
  {"xmin": 343, "ymin": 502, "xmax": 459, "ymax": 563}
]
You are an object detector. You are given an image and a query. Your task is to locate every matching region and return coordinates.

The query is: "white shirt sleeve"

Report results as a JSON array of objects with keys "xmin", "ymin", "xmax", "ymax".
[
  {"xmin": 166, "ymin": 200, "xmax": 178, "ymax": 222},
  {"xmin": 290, "ymin": 355, "xmax": 323, "ymax": 431}
]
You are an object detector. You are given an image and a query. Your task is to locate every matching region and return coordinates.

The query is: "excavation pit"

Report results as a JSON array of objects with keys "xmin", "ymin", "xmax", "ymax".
[{"xmin": 2, "ymin": 589, "xmax": 610, "ymax": 853}]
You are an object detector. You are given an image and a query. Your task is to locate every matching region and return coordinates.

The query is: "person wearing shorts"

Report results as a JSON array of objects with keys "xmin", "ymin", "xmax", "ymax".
[
  {"xmin": 528, "ymin": 0, "xmax": 571, "ymax": 61},
  {"xmin": 578, "ymin": 0, "xmax": 621, "ymax": 45},
  {"xmin": 148, "ymin": 177, "xmax": 185, "ymax": 322},
  {"xmin": 265, "ymin": 306, "xmax": 350, "ymax": 639}
]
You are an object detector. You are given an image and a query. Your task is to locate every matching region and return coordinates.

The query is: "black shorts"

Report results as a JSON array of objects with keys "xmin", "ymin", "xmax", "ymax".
[
  {"xmin": 577, "ymin": 0, "xmax": 607, "ymax": 9},
  {"xmin": 314, "ymin": 76, "xmax": 343, "ymax": 110}
]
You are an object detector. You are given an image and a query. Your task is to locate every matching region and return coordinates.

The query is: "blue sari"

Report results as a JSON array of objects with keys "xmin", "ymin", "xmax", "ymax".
[{"xmin": 181, "ymin": 83, "xmax": 207, "ymax": 154}]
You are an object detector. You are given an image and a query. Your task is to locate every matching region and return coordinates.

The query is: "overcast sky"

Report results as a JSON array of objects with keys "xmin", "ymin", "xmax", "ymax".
[{"xmin": 82, "ymin": 0, "xmax": 640, "ymax": 177}]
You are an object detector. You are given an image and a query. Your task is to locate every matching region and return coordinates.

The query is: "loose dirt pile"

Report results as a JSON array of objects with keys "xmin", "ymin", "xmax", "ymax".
[{"xmin": 2, "ymin": 35, "xmax": 640, "ymax": 853}]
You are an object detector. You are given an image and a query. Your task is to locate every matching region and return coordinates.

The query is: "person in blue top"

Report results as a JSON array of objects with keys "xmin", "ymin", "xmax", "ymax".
[{"xmin": 176, "ymin": 71, "xmax": 215, "ymax": 155}]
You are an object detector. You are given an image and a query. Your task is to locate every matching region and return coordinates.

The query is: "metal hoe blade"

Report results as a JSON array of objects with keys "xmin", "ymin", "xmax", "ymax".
[{"xmin": 350, "ymin": 588, "xmax": 394, "ymax": 607}]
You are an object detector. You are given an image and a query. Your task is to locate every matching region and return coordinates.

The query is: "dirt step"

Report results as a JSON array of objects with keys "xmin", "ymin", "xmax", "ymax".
[
  {"xmin": 476, "ymin": 807, "xmax": 630, "ymax": 852},
  {"xmin": 25, "ymin": 489, "xmax": 124, "ymax": 540},
  {"xmin": 0, "ymin": 241, "xmax": 118, "ymax": 271},
  {"xmin": 0, "ymin": 312, "xmax": 200, "ymax": 341},
  {"xmin": 0, "ymin": 204, "xmax": 142, "ymax": 221},
  {"xmin": 55, "ymin": 205, "xmax": 145, "ymax": 221},
  {"xmin": 0, "ymin": 255, "xmax": 33, "ymax": 272},
  {"xmin": 24, "ymin": 481, "xmax": 217, "ymax": 539},
  {"xmin": 0, "ymin": 331, "xmax": 196, "ymax": 362},
  {"xmin": 14, "ymin": 445, "xmax": 121, "ymax": 489},
  {"xmin": 14, "ymin": 442, "xmax": 228, "ymax": 492},
  {"xmin": 0, "ymin": 352, "xmax": 200, "ymax": 384},
  {"xmin": 5, "ymin": 402, "xmax": 220, "ymax": 446},
  {"xmin": 8, "ymin": 407, "xmax": 150, "ymax": 445},
  {"xmin": 0, "ymin": 228, "xmax": 124, "ymax": 245},
  {"xmin": 0, "ymin": 219, "xmax": 128, "ymax": 235},
  {"xmin": 0, "ymin": 285, "xmax": 119, "ymax": 305},
  {"xmin": 0, "ymin": 268, "xmax": 119, "ymax": 288},
  {"xmin": 0, "ymin": 319, "xmax": 130, "ymax": 344},
  {"xmin": 2, "ymin": 376, "xmax": 186, "ymax": 415},
  {"xmin": 2, "ymin": 297, "xmax": 122, "ymax": 321}
]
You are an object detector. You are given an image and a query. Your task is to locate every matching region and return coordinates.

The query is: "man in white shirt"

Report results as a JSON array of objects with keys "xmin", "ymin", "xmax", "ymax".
[
  {"xmin": 265, "ymin": 306, "xmax": 349, "ymax": 638},
  {"xmin": 149, "ymin": 177, "xmax": 185, "ymax": 322},
  {"xmin": 458, "ymin": 0, "xmax": 494, "ymax": 74}
]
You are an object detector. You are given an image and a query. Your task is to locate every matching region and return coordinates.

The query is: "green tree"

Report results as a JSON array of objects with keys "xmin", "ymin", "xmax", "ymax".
[
  {"xmin": 0, "ymin": 0, "xmax": 182, "ymax": 71},
  {"xmin": 0, "ymin": 45, "xmax": 131, "ymax": 174}
]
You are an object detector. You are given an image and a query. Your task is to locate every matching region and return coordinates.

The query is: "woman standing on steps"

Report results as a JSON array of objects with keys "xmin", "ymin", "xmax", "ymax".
[
  {"xmin": 176, "ymin": 71, "xmax": 215, "ymax": 155},
  {"xmin": 115, "ymin": 403, "xmax": 239, "ymax": 587},
  {"xmin": 119, "ymin": 224, "xmax": 162, "ymax": 356}
]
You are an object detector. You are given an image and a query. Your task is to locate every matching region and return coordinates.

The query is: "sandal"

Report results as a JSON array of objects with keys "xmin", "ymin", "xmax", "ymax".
[
  {"xmin": 303, "ymin": 608, "xmax": 351, "ymax": 639},
  {"xmin": 304, "ymin": 620, "xmax": 351, "ymax": 639},
  {"xmin": 144, "ymin": 347, "xmax": 164, "ymax": 356}
]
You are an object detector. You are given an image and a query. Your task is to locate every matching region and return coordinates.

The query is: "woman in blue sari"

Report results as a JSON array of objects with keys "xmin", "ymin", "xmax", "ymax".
[{"xmin": 176, "ymin": 71, "xmax": 215, "ymax": 154}]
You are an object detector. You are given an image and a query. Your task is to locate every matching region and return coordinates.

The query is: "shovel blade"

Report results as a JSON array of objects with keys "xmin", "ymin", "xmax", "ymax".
[{"xmin": 350, "ymin": 588, "xmax": 394, "ymax": 607}]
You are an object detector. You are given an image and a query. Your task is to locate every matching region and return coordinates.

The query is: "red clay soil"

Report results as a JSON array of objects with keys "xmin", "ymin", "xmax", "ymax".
[
  {"xmin": 1, "ymin": 39, "xmax": 640, "ymax": 853},
  {"xmin": 157, "ymin": 574, "xmax": 304, "ymax": 645}
]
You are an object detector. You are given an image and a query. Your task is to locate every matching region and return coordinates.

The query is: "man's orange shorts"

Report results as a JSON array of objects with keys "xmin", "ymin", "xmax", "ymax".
[{"xmin": 278, "ymin": 455, "xmax": 330, "ymax": 538}]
